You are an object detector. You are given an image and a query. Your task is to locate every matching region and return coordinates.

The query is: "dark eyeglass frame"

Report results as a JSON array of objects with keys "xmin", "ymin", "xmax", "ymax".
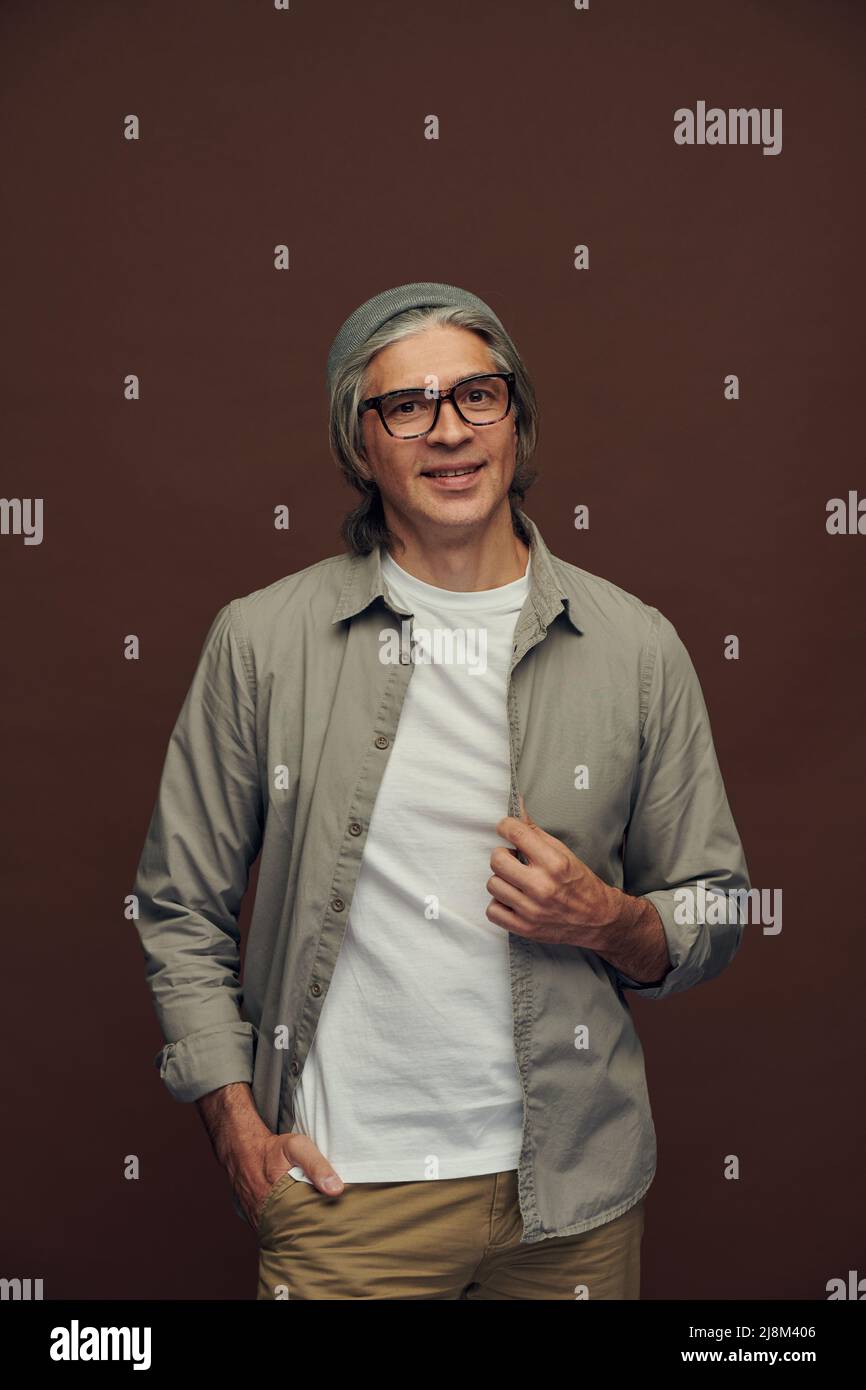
[{"xmin": 357, "ymin": 371, "xmax": 515, "ymax": 439}]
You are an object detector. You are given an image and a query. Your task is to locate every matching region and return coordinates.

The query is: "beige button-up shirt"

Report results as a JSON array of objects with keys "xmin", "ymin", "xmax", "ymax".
[{"xmin": 132, "ymin": 508, "xmax": 750, "ymax": 1242}]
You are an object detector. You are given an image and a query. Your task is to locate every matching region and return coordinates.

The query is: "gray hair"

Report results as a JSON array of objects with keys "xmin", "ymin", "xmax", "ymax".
[{"xmin": 328, "ymin": 304, "xmax": 539, "ymax": 555}]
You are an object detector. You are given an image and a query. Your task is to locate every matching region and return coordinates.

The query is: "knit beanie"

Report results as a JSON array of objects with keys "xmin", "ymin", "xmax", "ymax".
[{"xmin": 325, "ymin": 281, "xmax": 507, "ymax": 398}]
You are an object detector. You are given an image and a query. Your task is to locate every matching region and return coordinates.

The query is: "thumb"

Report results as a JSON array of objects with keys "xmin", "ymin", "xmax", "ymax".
[
  {"xmin": 510, "ymin": 791, "xmax": 539, "ymax": 866},
  {"xmin": 517, "ymin": 791, "xmax": 535, "ymax": 826},
  {"xmin": 285, "ymin": 1135, "xmax": 344, "ymax": 1195}
]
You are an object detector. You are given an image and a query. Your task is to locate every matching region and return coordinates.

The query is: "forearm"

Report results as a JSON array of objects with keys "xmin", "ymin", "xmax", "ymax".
[
  {"xmin": 596, "ymin": 891, "xmax": 672, "ymax": 985},
  {"xmin": 196, "ymin": 1082, "xmax": 271, "ymax": 1176}
]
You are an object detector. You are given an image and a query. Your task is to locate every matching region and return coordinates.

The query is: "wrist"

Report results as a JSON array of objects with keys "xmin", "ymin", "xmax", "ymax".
[
  {"xmin": 595, "ymin": 891, "xmax": 671, "ymax": 984},
  {"xmin": 196, "ymin": 1083, "xmax": 271, "ymax": 1171},
  {"xmin": 584, "ymin": 883, "xmax": 642, "ymax": 951}
]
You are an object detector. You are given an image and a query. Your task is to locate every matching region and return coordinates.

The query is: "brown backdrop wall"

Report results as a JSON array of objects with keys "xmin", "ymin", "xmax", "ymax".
[{"xmin": 2, "ymin": 0, "xmax": 864, "ymax": 1299}]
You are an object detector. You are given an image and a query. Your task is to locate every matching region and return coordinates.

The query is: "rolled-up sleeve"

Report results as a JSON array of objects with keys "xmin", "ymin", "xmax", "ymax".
[
  {"xmin": 617, "ymin": 609, "xmax": 751, "ymax": 1001},
  {"xmin": 132, "ymin": 600, "xmax": 264, "ymax": 1101}
]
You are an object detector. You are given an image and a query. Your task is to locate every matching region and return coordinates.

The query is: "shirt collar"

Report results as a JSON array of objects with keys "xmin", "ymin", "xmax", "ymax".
[{"xmin": 331, "ymin": 507, "xmax": 583, "ymax": 635}]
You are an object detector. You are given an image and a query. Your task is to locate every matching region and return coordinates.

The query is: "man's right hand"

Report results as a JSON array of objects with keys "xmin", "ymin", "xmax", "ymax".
[
  {"xmin": 239, "ymin": 1133, "xmax": 345, "ymax": 1231},
  {"xmin": 195, "ymin": 1082, "xmax": 344, "ymax": 1231}
]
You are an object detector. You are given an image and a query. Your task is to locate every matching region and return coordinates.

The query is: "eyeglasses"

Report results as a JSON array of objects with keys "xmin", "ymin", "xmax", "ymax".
[{"xmin": 358, "ymin": 372, "xmax": 515, "ymax": 439}]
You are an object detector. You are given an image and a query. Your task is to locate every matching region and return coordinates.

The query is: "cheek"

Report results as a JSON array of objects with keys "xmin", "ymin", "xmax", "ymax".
[
  {"xmin": 374, "ymin": 455, "xmax": 413, "ymax": 494},
  {"xmin": 483, "ymin": 435, "xmax": 514, "ymax": 472}
]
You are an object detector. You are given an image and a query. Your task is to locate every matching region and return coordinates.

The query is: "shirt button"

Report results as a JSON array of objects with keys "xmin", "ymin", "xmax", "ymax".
[
  {"xmin": 349, "ymin": 822, "xmax": 362, "ymax": 836},
  {"xmin": 310, "ymin": 982, "xmax": 322, "ymax": 997},
  {"xmin": 374, "ymin": 734, "xmax": 389, "ymax": 749},
  {"xmin": 331, "ymin": 897, "xmax": 345, "ymax": 912}
]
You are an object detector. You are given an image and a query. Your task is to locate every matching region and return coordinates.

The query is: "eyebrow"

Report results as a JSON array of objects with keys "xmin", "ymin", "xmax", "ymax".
[{"xmin": 379, "ymin": 371, "xmax": 488, "ymax": 395}]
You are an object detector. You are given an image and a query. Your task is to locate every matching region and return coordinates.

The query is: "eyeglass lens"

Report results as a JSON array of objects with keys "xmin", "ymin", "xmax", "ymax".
[{"xmin": 381, "ymin": 375, "xmax": 509, "ymax": 436}]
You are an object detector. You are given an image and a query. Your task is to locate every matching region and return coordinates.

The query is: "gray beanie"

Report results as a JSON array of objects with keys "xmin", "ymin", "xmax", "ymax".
[{"xmin": 325, "ymin": 280, "xmax": 508, "ymax": 399}]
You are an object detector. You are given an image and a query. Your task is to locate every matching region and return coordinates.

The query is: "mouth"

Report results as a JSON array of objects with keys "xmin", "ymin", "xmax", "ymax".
[{"xmin": 420, "ymin": 462, "xmax": 486, "ymax": 488}]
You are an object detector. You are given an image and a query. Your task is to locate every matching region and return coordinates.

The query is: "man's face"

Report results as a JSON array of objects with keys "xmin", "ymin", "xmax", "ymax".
[{"xmin": 357, "ymin": 325, "xmax": 519, "ymax": 540}]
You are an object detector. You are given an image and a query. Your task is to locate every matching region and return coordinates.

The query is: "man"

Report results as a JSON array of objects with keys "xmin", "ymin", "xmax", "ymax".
[{"xmin": 132, "ymin": 281, "xmax": 751, "ymax": 1301}]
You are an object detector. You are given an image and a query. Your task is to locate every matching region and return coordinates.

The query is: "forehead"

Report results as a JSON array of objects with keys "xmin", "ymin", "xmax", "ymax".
[{"xmin": 365, "ymin": 324, "xmax": 495, "ymax": 394}]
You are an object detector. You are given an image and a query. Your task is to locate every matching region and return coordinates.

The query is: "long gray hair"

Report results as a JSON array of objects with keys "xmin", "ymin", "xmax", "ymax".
[{"xmin": 328, "ymin": 304, "xmax": 539, "ymax": 555}]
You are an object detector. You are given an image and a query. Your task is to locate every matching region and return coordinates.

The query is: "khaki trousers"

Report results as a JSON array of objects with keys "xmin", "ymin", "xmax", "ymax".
[{"xmin": 256, "ymin": 1169, "xmax": 644, "ymax": 1300}]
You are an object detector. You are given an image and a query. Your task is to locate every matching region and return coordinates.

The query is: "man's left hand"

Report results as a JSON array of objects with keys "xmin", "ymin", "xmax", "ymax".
[{"xmin": 487, "ymin": 794, "xmax": 622, "ymax": 951}]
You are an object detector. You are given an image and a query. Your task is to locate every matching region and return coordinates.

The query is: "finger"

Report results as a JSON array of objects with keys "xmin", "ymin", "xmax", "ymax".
[
  {"xmin": 487, "ymin": 872, "xmax": 534, "ymax": 915},
  {"xmin": 495, "ymin": 813, "xmax": 563, "ymax": 870},
  {"xmin": 286, "ymin": 1135, "xmax": 344, "ymax": 1195},
  {"xmin": 516, "ymin": 792, "xmax": 549, "ymax": 839},
  {"xmin": 485, "ymin": 897, "xmax": 535, "ymax": 936},
  {"xmin": 500, "ymin": 806, "xmax": 583, "ymax": 867},
  {"xmin": 489, "ymin": 843, "xmax": 538, "ymax": 891}
]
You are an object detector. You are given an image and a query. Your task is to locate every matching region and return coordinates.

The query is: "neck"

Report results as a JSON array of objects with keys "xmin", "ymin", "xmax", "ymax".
[{"xmin": 383, "ymin": 503, "xmax": 530, "ymax": 592}]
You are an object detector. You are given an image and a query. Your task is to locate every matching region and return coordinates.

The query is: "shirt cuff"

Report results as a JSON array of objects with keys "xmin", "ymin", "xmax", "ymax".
[
  {"xmin": 154, "ymin": 1021, "xmax": 257, "ymax": 1102},
  {"xmin": 614, "ymin": 889, "xmax": 714, "ymax": 1000}
]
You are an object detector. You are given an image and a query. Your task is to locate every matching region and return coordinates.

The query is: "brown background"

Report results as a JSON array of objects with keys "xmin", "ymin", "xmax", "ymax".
[{"xmin": 1, "ymin": 0, "xmax": 864, "ymax": 1299}]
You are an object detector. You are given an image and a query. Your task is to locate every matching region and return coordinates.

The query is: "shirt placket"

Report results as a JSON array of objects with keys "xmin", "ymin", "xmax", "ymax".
[
  {"xmin": 282, "ymin": 597, "xmax": 417, "ymax": 1122},
  {"xmin": 505, "ymin": 603, "xmax": 554, "ymax": 1242}
]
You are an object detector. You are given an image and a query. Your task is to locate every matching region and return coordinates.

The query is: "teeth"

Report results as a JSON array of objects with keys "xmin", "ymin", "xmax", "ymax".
[{"xmin": 426, "ymin": 466, "xmax": 480, "ymax": 478}]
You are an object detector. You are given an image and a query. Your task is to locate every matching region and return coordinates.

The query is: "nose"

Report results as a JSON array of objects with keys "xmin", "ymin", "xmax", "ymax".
[{"xmin": 424, "ymin": 393, "xmax": 474, "ymax": 445}]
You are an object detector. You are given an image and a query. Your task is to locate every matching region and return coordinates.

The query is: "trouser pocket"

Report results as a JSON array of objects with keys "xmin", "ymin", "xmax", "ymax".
[{"xmin": 256, "ymin": 1169, "xmax": 297, "ymax": 1238}]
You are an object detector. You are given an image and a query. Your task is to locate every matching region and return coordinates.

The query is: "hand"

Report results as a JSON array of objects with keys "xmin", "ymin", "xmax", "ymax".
[
  {"xmin": 233, "ymin": 1133, "xmax": 345, "ymax": 1231},
  {"xmin": 486, "ymin": 793, "xmax": 620, "ymax": 951}
]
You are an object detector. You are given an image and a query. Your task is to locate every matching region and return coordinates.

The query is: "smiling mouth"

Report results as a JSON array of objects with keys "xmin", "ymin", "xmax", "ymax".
[{"xmin": 420, "ymin": 463, "xmax": 485, "ymax": 478}]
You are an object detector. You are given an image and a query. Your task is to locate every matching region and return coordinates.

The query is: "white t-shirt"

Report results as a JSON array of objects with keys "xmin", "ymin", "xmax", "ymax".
[{"xmin": 288, "ymin": 548, "xmax": 531, "ymax": 1184}]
